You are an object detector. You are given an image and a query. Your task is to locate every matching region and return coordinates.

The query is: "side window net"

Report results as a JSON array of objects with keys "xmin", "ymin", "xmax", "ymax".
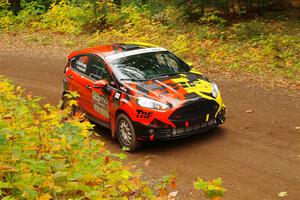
[
  {"xmin": 88, "ymin": 56, "xmax": 107, "ymax": 81},
  {"xmin": 70, "ymin": 55, "xmax": 114, "ymax": 82},
  {"xmin": 71, "ymin": 55, "xmax": 89, "ymax": 75},
  {"xmin": 90, "ymin": 63, "xmax": 105, "ymax": 80}
]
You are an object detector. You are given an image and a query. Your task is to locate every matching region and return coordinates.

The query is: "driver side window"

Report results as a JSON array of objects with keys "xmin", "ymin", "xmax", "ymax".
[
  {"xmin": 88, "ymin": 55, "xmax": 116, "ymax": 88},
  {"xmin": 87, "ymin": 55, "xmax": 108, "ymax": 81}
]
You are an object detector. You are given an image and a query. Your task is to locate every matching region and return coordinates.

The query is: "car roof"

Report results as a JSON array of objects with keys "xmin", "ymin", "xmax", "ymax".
[{"xmin": 67, "ymin": 42, "xmax": 161, "ymax": 59}]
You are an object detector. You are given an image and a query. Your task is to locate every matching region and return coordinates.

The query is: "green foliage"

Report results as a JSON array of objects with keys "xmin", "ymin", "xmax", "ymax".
[
  {"xmin": 152, "ymin": 5, "xmax": 182, "ymax": 25},
  {"xmin": 257, "ymin": 33, "xmax": 300, "ymax": 77},
  {"xmin": 86, "ymin": 4, "xmax": 162, "ymax": 46},
  {"xmin": 0, "ymin": 0, "xmax": 15, "ymax": 30},
  {"xmin": 194, "ymin": 178, "xmax": 226, "ymax": 200},
  {"xmin": 0, "ymin": 0, "xmax": 9, "ymax": 9},
  {"xmin": 14, "ymin": 1, "xmax": 46, "ymax": 28},
  {"xmin": 0, "ymin": 78, "xmax": 173, "ymax": 199},
  {"xmin": 232, "ymin": 21, "xmax": 265, "ymax": 40},
  {"xmin": 171, "ymin": 34, "xmax": 190, "ymax": 56},
  {"xmin": 197, "ymin": 26, "xmax": 227, "ymax": 40},
  {"xmin": 199, "ymin": 10, "xmax": 226, "ymax": 27},
  {"xmin": 39, "ymin": 0, "xmax": 93, "ymax": 34}
]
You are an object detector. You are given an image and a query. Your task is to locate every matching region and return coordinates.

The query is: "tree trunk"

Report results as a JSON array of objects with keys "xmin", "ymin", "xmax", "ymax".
[{"xmin": 9, "ymin": 0, "xmax": 21, "ymax": 15}]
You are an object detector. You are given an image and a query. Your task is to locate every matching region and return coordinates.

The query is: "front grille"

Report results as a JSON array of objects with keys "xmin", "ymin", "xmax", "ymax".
[
  {"xmin": 156, "ymin": 128, "xmax": 172, "ymax": 135},
  {"xmin": 169, "ymin": 99, "xmax": 219, "ymax": 122},
  {"xmin": 155, "ymin": 119, "xmax": 217, "ymax": 138},
  {"xmin": 174, "ymin": 119, "xmax": 217, "ymax": 136}
]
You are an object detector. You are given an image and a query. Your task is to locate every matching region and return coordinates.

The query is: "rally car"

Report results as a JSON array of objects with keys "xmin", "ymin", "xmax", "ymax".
[{"xmin": 62, "ymin": 42, "xmax": 225, "ymax": 151}]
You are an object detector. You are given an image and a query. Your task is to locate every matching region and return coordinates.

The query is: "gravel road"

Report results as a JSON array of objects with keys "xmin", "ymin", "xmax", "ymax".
[{"xmin": 0, "ymin": 44, "xmax": 299, "ymax": 199}]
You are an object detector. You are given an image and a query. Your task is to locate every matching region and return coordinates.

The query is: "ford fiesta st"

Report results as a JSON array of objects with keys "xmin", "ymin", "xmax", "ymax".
[{"xmin": 62, "ymin": 42, "xmax": 225, "ymax": 151}]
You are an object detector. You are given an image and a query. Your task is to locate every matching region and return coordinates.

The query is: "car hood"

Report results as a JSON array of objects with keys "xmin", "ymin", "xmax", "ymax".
[{"xmin": 121, "ymin": 70, "xmax": 216, "ymax": 107}]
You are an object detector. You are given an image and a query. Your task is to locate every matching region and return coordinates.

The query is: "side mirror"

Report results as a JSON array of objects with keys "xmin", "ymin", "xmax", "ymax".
[
  {"xmin": 93, "ymin": 79, "xmax": 108, "ymax": 88},
  {"xmin": 186, "ymin": 62, "xmax": 194, "ymax": 67}
]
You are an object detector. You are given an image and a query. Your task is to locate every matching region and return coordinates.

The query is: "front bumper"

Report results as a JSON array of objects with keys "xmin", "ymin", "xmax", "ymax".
[{"xmin": 134, "ymin": 108, "xmax": 225, "ymax": 141}]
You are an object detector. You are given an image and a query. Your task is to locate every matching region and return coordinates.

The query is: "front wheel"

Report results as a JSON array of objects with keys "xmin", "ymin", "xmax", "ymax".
[{"xmin": 116, "ymin": 114, "xmax": 142, "ymax": 152}]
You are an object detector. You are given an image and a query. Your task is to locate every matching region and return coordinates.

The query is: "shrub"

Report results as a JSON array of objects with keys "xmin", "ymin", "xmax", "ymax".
[
  {"xmin": 199, "ymin": 10, "xmax": 226, "ymax": 27},
  {"xmin": 87, "ymin": 5, "xmax": 163, "ymax": 46},
  {"xmin": 0, "ymin": 78, "xmax": 171, "ymax": 199},
  {"xmin": 171, "ymin": 34, "xmax": 190, "ymax": 57},
  {"xmin": 152, "ymin": 6, "xmax": 183, "ymax": 25},
  {"xmin": 232, "ymin": 21, "xmax": 266, "ymax": 41},
  {"xmin": 14, "ymin": 1, "xmax": 46, "ymax": 28},
  {"xmin": 197, "ymin": 26, "xmax": 227, "ymax": 40},
  {"xmin": 0, "ymin": 0, "xmax": 14, "ymax": 30},
  {"xmin": 40, "ymin": 0, "xmax": 93, "ymax": 34},
  {"xmin": 194, "ymin": 178, "xmax": 226, "ymax": 200}
]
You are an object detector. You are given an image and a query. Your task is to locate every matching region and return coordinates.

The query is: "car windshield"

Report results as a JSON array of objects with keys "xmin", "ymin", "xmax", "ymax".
[{"xmin": 108, "ymin": 51, "xmax": 191, "ymax": 81}]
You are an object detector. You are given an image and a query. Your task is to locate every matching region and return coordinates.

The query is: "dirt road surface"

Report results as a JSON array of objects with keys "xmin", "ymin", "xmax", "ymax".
[{"xmin": 1, "ymin": 46, "xmax": 299, "ymax": 199}]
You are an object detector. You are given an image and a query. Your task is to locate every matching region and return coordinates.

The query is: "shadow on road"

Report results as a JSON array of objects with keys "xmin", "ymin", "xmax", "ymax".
[{"xmin": 91, "ymin": 122, "xmax": 228, "ymax": 154}]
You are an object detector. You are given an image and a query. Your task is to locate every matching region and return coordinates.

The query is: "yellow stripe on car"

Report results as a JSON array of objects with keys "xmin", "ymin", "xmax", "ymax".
[{"xmin": 171, "ymin": 73, "xmax": 224, "ymax": 118}]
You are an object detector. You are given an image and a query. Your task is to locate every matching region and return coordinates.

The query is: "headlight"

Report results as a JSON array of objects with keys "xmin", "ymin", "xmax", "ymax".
[
  {"xmin": 211, "ymin": 82, "xmax": 219, "ymax": 98},
  {"xmin": 135, "ymin": 97, "xmax": 169, "ymax": 110}
]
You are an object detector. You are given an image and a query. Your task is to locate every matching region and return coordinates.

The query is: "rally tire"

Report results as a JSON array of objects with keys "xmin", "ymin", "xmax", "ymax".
[{"xmin": 116, "ymin": 113, "xmax": 142, "ymax": 152}]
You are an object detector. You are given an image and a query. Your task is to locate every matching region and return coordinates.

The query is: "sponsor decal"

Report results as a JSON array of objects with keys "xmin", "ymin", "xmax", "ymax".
[
  {"xmin": 92, "ymin": 91, "xmax": 109, "ymax": 118},
  {"xmin": 92, "ymin": 91, "xmax": 108, "ymax": 106},
  {"xmin": 93, "ymin": 104, "xmax": 109, "ymax": 119},
  {"xmin": 120, "ymin": 86, "xmax": 127, "ymax": 92},
  {"xmin": 114, "ymin": 92, "xmax": 120, "ymax": 99},
  {"xmin": 76, "ymin": 61, "xmax": 87, "ymax": 72},
  {"xmin": 136, "ymin": 110, "xmax": 153, "ymax": 119}
]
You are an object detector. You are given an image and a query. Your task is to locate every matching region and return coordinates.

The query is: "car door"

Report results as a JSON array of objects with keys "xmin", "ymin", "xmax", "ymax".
[
  {"xmin": 67, "ymin": 55, "xmax": 94, "ymax": 113},
  {"xmin": 86, "ymin": 55, "xmax": 117, "ymax": 124}
]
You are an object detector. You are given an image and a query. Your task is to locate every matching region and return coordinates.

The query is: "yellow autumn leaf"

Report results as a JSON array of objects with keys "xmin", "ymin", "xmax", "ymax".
[
  {"xmin": 39, "ymin": 193, "xmax": 52, "ymax": 200},
  {"xmin": 69, "ymin": 99, "xmax": 78, "ymax": 107}
]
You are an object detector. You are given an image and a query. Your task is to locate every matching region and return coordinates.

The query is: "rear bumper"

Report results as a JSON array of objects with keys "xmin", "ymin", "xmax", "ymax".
[{"xmin": 134, "ymin": 108, "xmax": 225, "ymax": 141}]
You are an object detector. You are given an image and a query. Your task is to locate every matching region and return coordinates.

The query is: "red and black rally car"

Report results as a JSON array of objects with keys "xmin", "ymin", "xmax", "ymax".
[{"xmin": 62, "ymin": 42, "xmax": 225, "ymax": 151}]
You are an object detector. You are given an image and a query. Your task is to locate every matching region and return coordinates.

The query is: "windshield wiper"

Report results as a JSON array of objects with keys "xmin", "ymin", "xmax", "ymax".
[
  {"xmin": 120, "ymin": 78, "xmax": 147, "ymax": 82},
  {"xmin": 158, "ymin": 72, "xmax": 179, "ymax": 78}
]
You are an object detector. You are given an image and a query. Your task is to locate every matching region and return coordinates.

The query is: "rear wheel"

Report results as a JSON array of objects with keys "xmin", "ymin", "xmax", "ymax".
[{"xmin": 116, "ymin": 113, "xmax": 142, "ymax": 152}]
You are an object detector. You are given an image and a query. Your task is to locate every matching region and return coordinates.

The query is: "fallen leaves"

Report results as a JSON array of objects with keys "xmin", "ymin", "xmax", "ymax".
[
  {"xmin": 278, "ymin": 191, "xmax": 288, "ymax": 198},
  {"xmin": 170, "ymin": 177, "xmax": 177, "ymax": 189},
  {"xmin": 246, "ymin": 109, "xmax": 253, "ymax": 113},
  {"xmin": 122, "ymin": 146, "xmax": 130, "ymax": 151},
  {"xmin": 168, "ymin": 191, "xmax": 178, "ymax": 199}
]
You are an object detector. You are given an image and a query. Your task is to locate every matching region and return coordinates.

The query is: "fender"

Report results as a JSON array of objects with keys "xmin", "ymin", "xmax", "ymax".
[{"xmin": 111, "ymin": 102, "xmax": 136, "ymax": 138}]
